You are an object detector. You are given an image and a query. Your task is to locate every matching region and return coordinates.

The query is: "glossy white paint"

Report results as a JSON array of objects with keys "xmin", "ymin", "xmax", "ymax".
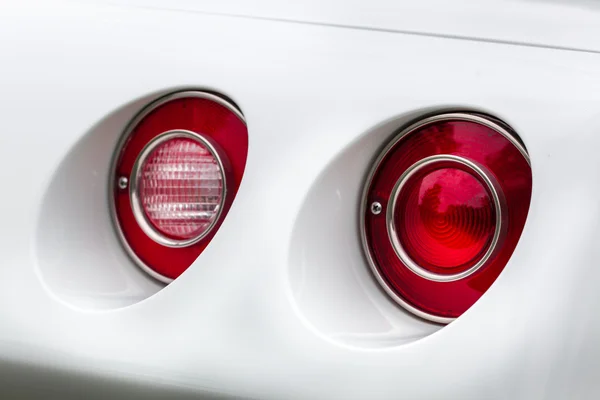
[
  {"xmin": 2, "ymin": 0, "xmax": 600, "ymax": 398},
  {"xmin": 113, "ymin": 0, "xmax": 600, "ymax": 53}
]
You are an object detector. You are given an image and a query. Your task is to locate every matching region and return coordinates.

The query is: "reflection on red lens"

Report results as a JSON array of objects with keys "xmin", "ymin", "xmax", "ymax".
[{"xmin": 396, "ymin": 167, "xmax": 496, "ymax": 276}]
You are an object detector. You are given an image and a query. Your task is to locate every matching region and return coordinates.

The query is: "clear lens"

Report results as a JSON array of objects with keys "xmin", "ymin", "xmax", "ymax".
[{"xmin": 139, "ymin": 137, "xmax": 223, "ymax": 240}]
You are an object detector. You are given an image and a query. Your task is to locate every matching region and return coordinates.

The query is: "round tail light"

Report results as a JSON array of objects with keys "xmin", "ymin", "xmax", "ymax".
[
  {"xmin": 361, "ymin": 112, "xmax": 531, "ymax": 323},
  {"xmin": 111, "ymin": 91, "xmax": 248, "ymax": 283}
]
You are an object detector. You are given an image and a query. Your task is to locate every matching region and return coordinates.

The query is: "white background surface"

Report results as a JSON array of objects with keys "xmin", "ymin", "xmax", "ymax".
[{"xmin": 1, "ymin": 0, "xmax": 600, "ymax": 398}]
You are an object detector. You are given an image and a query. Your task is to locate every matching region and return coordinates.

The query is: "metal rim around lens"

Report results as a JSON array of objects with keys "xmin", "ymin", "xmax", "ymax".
[
  {"xmin": 129, "ymin": 129, "xmax": 227, "ymax": 248},
  {"xmin": 359, "ymin": 111, "xmax": 530, "ymax": 324},
  {"xmin": 109, "ymin": 90, "xmax": 245, "ymax": 284},
  {"xmin": 386, "ymin": 154, "xmax": 504, "ymax": 283}
]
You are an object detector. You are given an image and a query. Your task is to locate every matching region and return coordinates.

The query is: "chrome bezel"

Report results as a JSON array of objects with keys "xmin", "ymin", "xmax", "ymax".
[
  {"xmin": 129, "ymin": 129, "xmax": 227, "ymax": 248},
  {"xmin": 386, "ymin": 154, "xmax": 504, "ymax": 282},
  {"xmin": 359, "ymin": 112, "xmax": 530, "ymax": 324},
  {"xmin": 109, "ymin": 90, "xmax": 245, "ymax": 284}
]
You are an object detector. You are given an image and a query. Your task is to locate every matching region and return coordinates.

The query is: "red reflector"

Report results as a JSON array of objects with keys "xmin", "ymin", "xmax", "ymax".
[
  {"xmin": 111, "ymin": 91, "xmax": 248, "ymax": 283},
  {"xmin": 362, "ymin": 113, "xmax": 531, "ymax": 323},
  {"xmin": 392, "ymin": 156, "xmax": 501, "ymax": 279}
]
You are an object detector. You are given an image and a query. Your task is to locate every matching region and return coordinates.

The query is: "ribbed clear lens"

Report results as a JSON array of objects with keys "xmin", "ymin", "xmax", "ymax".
[{"xmin": 139, "ymin": 137, "xmax": 223, "ymax": 240}]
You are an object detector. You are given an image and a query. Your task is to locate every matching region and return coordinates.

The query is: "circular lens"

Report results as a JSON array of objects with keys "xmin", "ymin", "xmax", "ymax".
[
  {"xmin": 395, "ymin": 166, "xmax": 496, "ymax": 276},
  {"xmin": 138, "ymin": 135, "xmax": 224, "ymax": 243}
]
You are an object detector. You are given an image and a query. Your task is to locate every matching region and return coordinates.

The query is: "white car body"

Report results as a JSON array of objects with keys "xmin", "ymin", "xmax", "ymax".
[{"xmin": 1, "ymin": 0, "xmax": 600, "ymax": 398}]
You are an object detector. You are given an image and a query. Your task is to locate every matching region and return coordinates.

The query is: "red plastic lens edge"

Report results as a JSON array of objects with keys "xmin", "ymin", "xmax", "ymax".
[{"xmin": 395, "ymin": 165, "xmax": 497, "ymax": 275}]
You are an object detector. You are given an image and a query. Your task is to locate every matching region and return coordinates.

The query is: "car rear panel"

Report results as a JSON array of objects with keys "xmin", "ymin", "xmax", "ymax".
[{"xmin": 1, "ymin": 0, "xmax": 600, "ymax": 398}]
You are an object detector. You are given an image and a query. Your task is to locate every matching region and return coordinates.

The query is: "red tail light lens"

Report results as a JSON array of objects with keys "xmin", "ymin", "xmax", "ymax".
[
  {"xmin": 392, "ymin": 156, "xmax": 502, "ymax": 279},
  {"xmin": 111, "ymin": 91, "xmax": 248, "ymax": 283},
  {"xmin": 362, "ymin": 113, "xmax": 531, "ymax": 323}
]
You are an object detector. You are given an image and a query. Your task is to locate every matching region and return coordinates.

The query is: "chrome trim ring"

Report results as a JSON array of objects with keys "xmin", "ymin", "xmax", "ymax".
[
  {"xmin": 129, "ymin": 129, "xmax": 227, "ymax": 248},
  {"xmin": 109, "ymin": 90, "xmax": 245, "ymax": 284},
  {"xmin": 386, "ymin": 154, "xmax": 504, "ymax": 283},
  {"xmin": 359, "ymin": 112, "xmax": 530, "ymax": 324}
]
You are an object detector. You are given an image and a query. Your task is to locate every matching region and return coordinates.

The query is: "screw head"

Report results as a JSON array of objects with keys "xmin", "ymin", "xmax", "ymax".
[
  {"xmin": 370, "ymin": 201, "xmax": 382, "ymax": 215},
  {"xmin": 118, "ymin": 176, "xmax": 128, "ymax": 190}
]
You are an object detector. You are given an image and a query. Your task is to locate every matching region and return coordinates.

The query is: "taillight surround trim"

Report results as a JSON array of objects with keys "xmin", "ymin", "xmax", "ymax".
[
  {"xmin": 360, "ymin": 112, "xmax": 530, "ymax": 324},
  {"xmin": 129, "ymin": 129, "xmax": 227, "ymax": 248},
  {"xmin": 387, "ymin": 154, "xmax": 505, "ymax": 283},
  {"xmin": 109, "ymin": 90, "xmax": 246, "ymax": 284}
]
